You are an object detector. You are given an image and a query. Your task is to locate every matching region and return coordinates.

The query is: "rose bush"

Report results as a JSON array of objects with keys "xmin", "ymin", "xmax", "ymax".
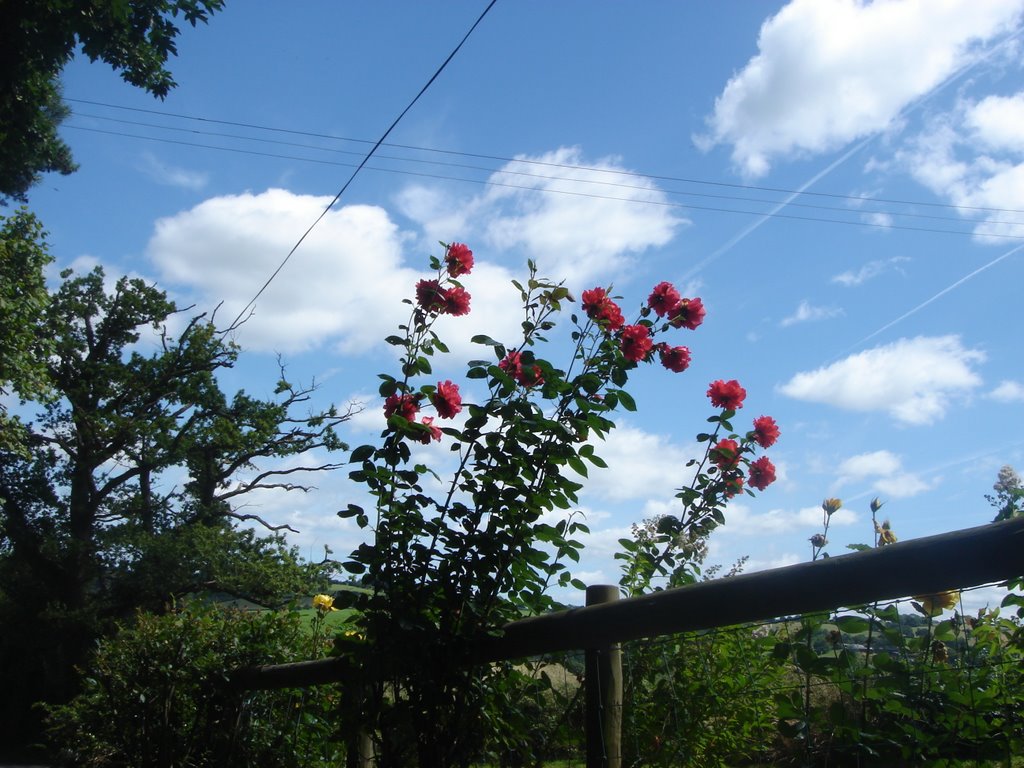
[{"xmin": 334, "ymin": 243, "xmax": 779, "ymax": 766}]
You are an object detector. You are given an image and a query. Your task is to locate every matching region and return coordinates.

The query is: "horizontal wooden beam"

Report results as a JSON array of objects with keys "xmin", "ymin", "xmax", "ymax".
[
  {"xmin": 483, "ymin": 516, "xmax": 1024, "ymax": 661},
  {"xmin": 231, "ymin": 516, "xmax": 1024, "ymax": 689}
]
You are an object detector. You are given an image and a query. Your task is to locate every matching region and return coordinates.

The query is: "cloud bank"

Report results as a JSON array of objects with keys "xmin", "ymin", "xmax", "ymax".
[
  {"xmin": 779, "ymin": 335, "xmax": 985, "ymax": 424},
  {"xmin": 699, "ymin": 0, "xmax": 1022, "ymax": 177}
]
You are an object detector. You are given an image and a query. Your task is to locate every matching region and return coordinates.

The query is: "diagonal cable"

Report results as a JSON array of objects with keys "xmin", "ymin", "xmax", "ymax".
[{"xmin": 230, "ymin": 0, "xmax": 499, "ymax": 328}]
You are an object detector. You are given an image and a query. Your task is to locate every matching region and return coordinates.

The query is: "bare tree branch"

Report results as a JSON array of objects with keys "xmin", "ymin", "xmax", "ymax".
[{"xmin": 225, "ymin": 510, "xmax": 299, "ymax": 534}]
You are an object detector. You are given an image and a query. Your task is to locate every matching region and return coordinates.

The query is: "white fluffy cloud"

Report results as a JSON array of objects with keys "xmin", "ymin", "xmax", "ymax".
[
  {"xmin": 146, "ymin": 189, "xmax": 535, "ymax": 358},
  {"xmin": 989, "ymin": 379, "xmax": 1024, "ymax": 402},
  {"xmin": 717, "ymin": 501, "xmax": 858, "ymax": 536},
  {"xmin": 399, "ymin": 147, "xmax": 684, "ymax": 286},
  {"xmin": 836, "ymin": 449, "xmax": 932, "ymax": 497},
  {"xmin": 699, "ymin": 0, "xmax": 1023, "ymax": 177},
  {"xmin": 573, "ymin": 423, "xmax": 697, "ymax": 503},
  {"xmin": 900, "ymin": 94, "xmax": 1024, "ymax": 240},
  {"xmin": 149, "ymin": 189, "xmax": 412, "ymax": 353},
  {"xmin": 779, "ymin": 335, "xmax": 985, "ymax": 424}
]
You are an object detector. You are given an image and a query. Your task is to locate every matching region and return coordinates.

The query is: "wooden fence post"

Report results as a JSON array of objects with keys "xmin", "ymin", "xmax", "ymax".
[{"xmin": 585, "ymin": 585, "xmax": 621, "ymax": 768}]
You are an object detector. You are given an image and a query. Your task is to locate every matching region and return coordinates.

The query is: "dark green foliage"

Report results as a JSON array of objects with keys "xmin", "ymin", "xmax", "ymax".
[
  {"xmin": 622, "ymin": 628, "xmax": 786, "ymax": 768},
  {"xmin": 0, "ymin": 208, "xmax": 54, "ymax": 452},
  {"xmin": 0, "ymin": 0, "xmax": 223, "ymax": 201},
  {"xmin": 774, "ymin": 602, "xmax": 1024, "ymax": 766},
  {"xmin": 0, "ymin": 262, "xmax": 348, "ymax": 757},
  {"xmin": 46, "ymin": 603, "xmax": 344, "ymax": 767}
]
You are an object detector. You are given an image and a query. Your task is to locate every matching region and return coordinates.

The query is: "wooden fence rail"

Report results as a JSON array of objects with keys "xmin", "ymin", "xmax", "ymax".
[
  {"xmin": 230, "ymin": 515, "xmax": 1024, "ymax": 691},
  {"xmin": 230, "ymin": 516, "xmax": 1024, "ymax": 767}
]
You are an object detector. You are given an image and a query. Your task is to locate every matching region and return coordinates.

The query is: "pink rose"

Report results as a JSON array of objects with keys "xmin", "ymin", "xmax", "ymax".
[
  {"xmin": 751, "ymin": 415, "xmax": 780, "ymax": 448},
  {"xmin": 384, "ymin": 393, "xmax": 420, "ymax": 421},
  {"xmin": 418, "ymin": 416, "xmax": 442, "ymax": 444},
  {"xmin": 707, "ymin": 379, "xmax": 746, "ymax": 410},
  {"xmin": 445, "ymin": 242, "xmax": 474, "ymax": 277},
  {"xmin": 432, "ymin": 380, "xmax": 462, "ymax": 419},
  {"xmin": 647, "ymin": 282, "xmax": 681, "ymax": 318}
]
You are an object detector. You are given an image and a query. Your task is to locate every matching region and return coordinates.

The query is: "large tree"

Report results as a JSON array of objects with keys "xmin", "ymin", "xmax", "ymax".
[
  {"xmin": 0, "ymin": 0, "xmax": 224, "ymax": 202},
  {"xmin": 0, "ymin": 258, "xmax": 351, "ymax": 756},
  {"xmin": 0, "ymin": 208, "xmax": 55, "ymax": 451}
]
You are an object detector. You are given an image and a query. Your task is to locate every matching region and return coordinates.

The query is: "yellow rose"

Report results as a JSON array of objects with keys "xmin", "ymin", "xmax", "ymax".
[
  {"xmin": 312, "ymin": 594, "xmax": 336, "ymax": 612},
  {"xmin": 915, "ymin": 590, "xmax": 958, "ymax": 616}
]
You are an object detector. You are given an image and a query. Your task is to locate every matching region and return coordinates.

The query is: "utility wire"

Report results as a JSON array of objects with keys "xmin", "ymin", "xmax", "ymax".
[
  {"xmin": 65, "ymin": 96, "xmax": 1024, "ymax": 217},
  {"xmin": 63, "ymin": 124, "xmax": 1024, "ymax": 242},
  {"xmin": 65, "ymin": 110, "xmax": 1024, "ymax": 229},
  {"xmin": 228, "ymin": 0, "xmax": 499, "ymax": 328}
]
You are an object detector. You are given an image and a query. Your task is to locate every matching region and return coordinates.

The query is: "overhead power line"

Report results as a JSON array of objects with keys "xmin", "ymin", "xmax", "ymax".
[
  {"xmin": 65, "ymin": 111, "xmax": 1024, "ymax": 230},
  {"xmin": 63, "ymin": 123, "xmax": 1024, "ymax": 242},
  {"xmin": 65, "ymin": 97, "xmax": 1024, "ymax": 217},
  {"xmin": 223, "ymin": 0, "xmax": 499, "ymax": 327}
]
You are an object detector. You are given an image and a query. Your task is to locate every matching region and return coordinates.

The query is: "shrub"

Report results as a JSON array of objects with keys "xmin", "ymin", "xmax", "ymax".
[{"xmin": 46, "ymin": 603, "xmax": 342, "ymax": 767}]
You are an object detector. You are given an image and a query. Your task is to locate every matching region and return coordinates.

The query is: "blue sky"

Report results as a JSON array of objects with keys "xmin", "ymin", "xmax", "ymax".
[{"xmin": 24, "ymin": 0, "xmax": 1024, "ymax": 608}]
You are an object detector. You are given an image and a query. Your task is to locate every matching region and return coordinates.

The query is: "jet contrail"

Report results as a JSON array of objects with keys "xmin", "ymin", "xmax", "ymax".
[
  {"xmin": 685, "ymin": 25, "xmax": 1023, "ymax": 282},
  {"xmin": 839, "ymin": 241, "xmax": 1024, "ymax": 357},
  {"xmin": 682, "ymin": 136, "xmax": 873, "ymax": 281}
]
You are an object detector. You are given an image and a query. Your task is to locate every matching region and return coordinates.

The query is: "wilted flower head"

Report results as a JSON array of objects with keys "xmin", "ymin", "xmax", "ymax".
[
  {"xmin": 809, "ymin": 533, "xmax": 827, "ymax": 548},
  {"xmin": 875, "ymin": 519, "xmax": 897, "ymax": 546},
  {"xmin": 822, "ymin": 498, "xmax": 842, "ymax": 516},
  {"xmin": 870, "ymin": 497, "xmax": 884, "ymax": 514}
]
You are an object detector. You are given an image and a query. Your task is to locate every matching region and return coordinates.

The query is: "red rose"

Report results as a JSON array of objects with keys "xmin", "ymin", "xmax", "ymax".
[
  {"xmin": 658, "ymin": 344, "xmax": 691, "ymax": 373},
  {"xmin": 707, "ymin": 379, "xmax": 746, "ymax": 410},
  {"xmin": 648, "ymin": 281, "xmax": 681, "ymax": 318},
  {"xmin": 751, "ymin": 415, "xmax": 780, "ymax": 448},
  {"xmin": 445, "ymin": 242, "xmax": 474, "ymax": 277},
  {"xmin": 620, "ymin": 324, "xmax": 653, "ymax": 362},
  {"xmin": 712, "ymin": 438, "xmax": 740, "ymax": 469},
  {"xmin": 602, "ymin": 302, "xmax": 624, "ymax": 331},
  {"xmin": 384, "ymin": 393, "xmax": 420, "ymax": 421},
  {"xmin": 749, "ymin": 456, "xmax": 777, "ymax": 491},
  {"xmin": 518, "ymin": 363, "xmax": 544, "ymax": 388},
  {"xmin": 500, "ymin": 350, "xmax": 543, "ymax": 387},
  {"xmin": 724, "ymin": 474, "xmax": 745, "ymax": 498},
  {"xmin": 418, "ymin": 416, "xmax": 442, "ymax": 444},
  {"xmin": 499, "ymin": 350, "xmax": 522, "ymax": 379},
  {"xmin": 442, "ymin": 286, "xmax": 471, "ymax": 316},
  {"xmin": 416, "ymin": 279, "xmax": 445, "ymax": 312},
  {"xmin": 669, "ymin": 297, "xmax": 706, "ymax": 330},
  {"xmin": 581, "ymin": 287, "xmax": 609, "ymax": 316},
  {"xmin": 432, "ymin": 380, "xmax": 462, "ymax": 419},
  {"xmin": 581, "ymin": 287, "xmax": 625, "ymax": 331}
]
